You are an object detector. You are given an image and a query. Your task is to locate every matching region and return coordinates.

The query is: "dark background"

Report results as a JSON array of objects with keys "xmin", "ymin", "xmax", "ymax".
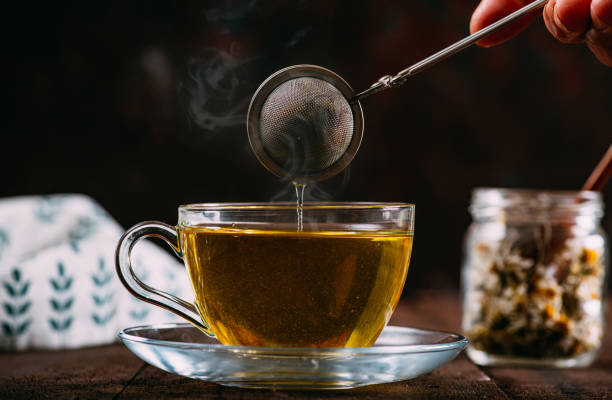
[{"xmin": 5, "ymin": 1, "xmax": 611, "ymax": 293}]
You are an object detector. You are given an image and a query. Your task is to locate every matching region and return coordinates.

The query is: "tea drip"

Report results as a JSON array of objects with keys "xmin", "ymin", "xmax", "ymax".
[
  {"xmin": 295, "ymin": 183, "xmax": 306, "ymax": 231},
  {"xmin": 247, "ymin": 0, "xmax": 548, "ymax": 183}
]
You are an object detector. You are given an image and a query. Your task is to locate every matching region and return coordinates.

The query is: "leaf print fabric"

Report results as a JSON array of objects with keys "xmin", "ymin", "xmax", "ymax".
[{"xmin": 0, "ymin": 194, "xmax": 191, "ymax": 351}]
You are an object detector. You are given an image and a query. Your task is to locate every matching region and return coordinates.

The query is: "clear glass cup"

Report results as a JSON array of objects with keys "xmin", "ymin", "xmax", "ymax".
[
  {"xmin": 116, "ymin": 202, "xmax": 415, "ymax": 348},
  {"xmin": 461, "ymin": 188, "xmax": 608, "ymax": 367}
]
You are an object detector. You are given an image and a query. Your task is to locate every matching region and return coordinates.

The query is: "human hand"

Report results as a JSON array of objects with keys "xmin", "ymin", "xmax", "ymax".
[{"xmin": 470, "ymin": 0, "xmax": 612, "ymax": 66}]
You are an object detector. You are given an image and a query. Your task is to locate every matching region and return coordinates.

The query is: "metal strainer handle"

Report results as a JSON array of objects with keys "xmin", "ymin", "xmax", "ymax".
[{"xmin": 354, "ymin": 0, "xmax": 548, "ymax": 101}]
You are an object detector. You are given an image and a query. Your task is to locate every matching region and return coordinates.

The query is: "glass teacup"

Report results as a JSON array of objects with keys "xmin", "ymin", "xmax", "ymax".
[{"xmin": 116, "ymin": 202, "xmax": 414, "ymax": 347}]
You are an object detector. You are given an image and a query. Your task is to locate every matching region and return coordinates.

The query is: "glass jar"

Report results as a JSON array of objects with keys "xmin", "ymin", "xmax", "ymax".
[{"xmin": 461, "ymin": 188, "xmax": 608, "ymax": 367}]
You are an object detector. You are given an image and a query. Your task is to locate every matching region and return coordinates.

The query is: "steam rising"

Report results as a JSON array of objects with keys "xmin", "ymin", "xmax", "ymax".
[
  {"xmin": 205, "ymin": 0, "xmax": 258, "ymax": 27},
  {"xmin": 180, "ymin": 5, "xmax": 350, "ymax": 200},
  {"xmin": 287, "ymin": 27, "xmax": 312, "ymax": 48},
  {"xmin": 181, "ymin": 48, "xmax": 252, "ymax": 132},
  {"xmin": 270, "ymin": 168, "xmax": 352, "ymax": 203},
  {"xmin": 181, "ymin": 1, "xmax": 314, "ymax": 134}
]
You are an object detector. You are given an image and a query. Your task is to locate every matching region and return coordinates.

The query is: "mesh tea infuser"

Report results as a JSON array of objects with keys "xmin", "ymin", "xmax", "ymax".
[{"xmin": 247, "ymin": 0, "xmax": 548, "ymax": 183}]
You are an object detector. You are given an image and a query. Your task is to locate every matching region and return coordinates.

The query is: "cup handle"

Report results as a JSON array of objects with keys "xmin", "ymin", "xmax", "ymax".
[{"xmin": 115, "ymin": 221, "xmax": 214, "ymax": 336}]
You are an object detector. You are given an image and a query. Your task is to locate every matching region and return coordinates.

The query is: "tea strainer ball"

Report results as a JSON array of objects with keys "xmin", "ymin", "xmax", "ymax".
[
  {"xmin": 247, "ymin": 65, "xmax": 364, "ymax": 183},
  {"xmin": 247, "ymin": 0, "xmax": 548, "ymax": 183}
]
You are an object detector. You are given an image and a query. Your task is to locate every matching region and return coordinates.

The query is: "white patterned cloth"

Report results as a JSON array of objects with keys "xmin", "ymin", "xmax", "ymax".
[{"xmin": 0, "ymin": 194, "xmax": 192, "ymax": 351}]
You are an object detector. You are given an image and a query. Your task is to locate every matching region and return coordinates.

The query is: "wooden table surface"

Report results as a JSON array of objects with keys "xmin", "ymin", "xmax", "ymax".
[{"xmin": 1, "ymin": 290, "xmax": 610, "ymax": 399}]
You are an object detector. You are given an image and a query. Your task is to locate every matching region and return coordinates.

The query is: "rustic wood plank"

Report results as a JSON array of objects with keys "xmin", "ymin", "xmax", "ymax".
[
  {"xmin": 1, "ymin": 291, "xmax": 610, "ymax": 399},
  {"xmin": 0, "ymin": 344, "xmax": 144, "ymax": 399},
  {"xmin": 480, "ymin": 365, "xmax": 612, "ymax": 399}
]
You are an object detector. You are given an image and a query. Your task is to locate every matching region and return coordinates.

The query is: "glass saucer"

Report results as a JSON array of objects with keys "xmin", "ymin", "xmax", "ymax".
[{"xmin": 119, "ymin": 323, "xmax": 468, "ymax": 390}]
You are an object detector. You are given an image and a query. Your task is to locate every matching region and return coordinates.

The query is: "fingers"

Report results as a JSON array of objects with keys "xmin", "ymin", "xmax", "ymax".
[
  {"xmin": 470, "ymin": 0, "xmax": 540, "ymax": 47},
  {"xmin": 543, "ymin": 0, "xmax": 612, "ymax": 65},
  {"xmin": 586, "ymin": 0, "xmax": 612, "ymax": 65},
  {"xmin": 470, "ymin": 0, "xmax": 612, "ymax": 66},
  {"xmin": 543, "ymin": 0, "xmax": 591, "ymax": 43}
]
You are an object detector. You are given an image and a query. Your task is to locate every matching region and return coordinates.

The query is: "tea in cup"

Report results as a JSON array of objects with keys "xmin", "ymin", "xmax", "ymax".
[{"xmin": 116, "ymin": 202, "xmax": 414, "ymax": 347}]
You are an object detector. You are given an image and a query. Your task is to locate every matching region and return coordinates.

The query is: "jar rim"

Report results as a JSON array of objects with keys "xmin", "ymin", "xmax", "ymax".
[{"xmin": 470, "ymin": 187, "xmax": 603, "ymax": 220}]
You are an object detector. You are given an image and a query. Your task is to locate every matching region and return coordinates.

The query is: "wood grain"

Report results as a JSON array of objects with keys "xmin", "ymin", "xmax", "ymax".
[
  {"xmin": 0, "ymin": 344, "xmax": 142, "ymax": 399},
  {"xmin": 0, "ymin": 291, "xmax": 610, "ymax": 399}
]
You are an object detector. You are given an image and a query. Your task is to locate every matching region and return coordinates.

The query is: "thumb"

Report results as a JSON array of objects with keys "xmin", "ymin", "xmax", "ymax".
[{"xmin": 471, "ymin": 0, "xmax": 541, "ymax": 47}]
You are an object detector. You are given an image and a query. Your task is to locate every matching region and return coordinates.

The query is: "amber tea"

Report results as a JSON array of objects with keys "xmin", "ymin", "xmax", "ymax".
[
  {"xmin": 181, "ymin": 226, "xmax": 412, "ymax": 347},
  {"xmin": 116, "ymin": 202, "xmax": 415, "ymax": 348}
]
